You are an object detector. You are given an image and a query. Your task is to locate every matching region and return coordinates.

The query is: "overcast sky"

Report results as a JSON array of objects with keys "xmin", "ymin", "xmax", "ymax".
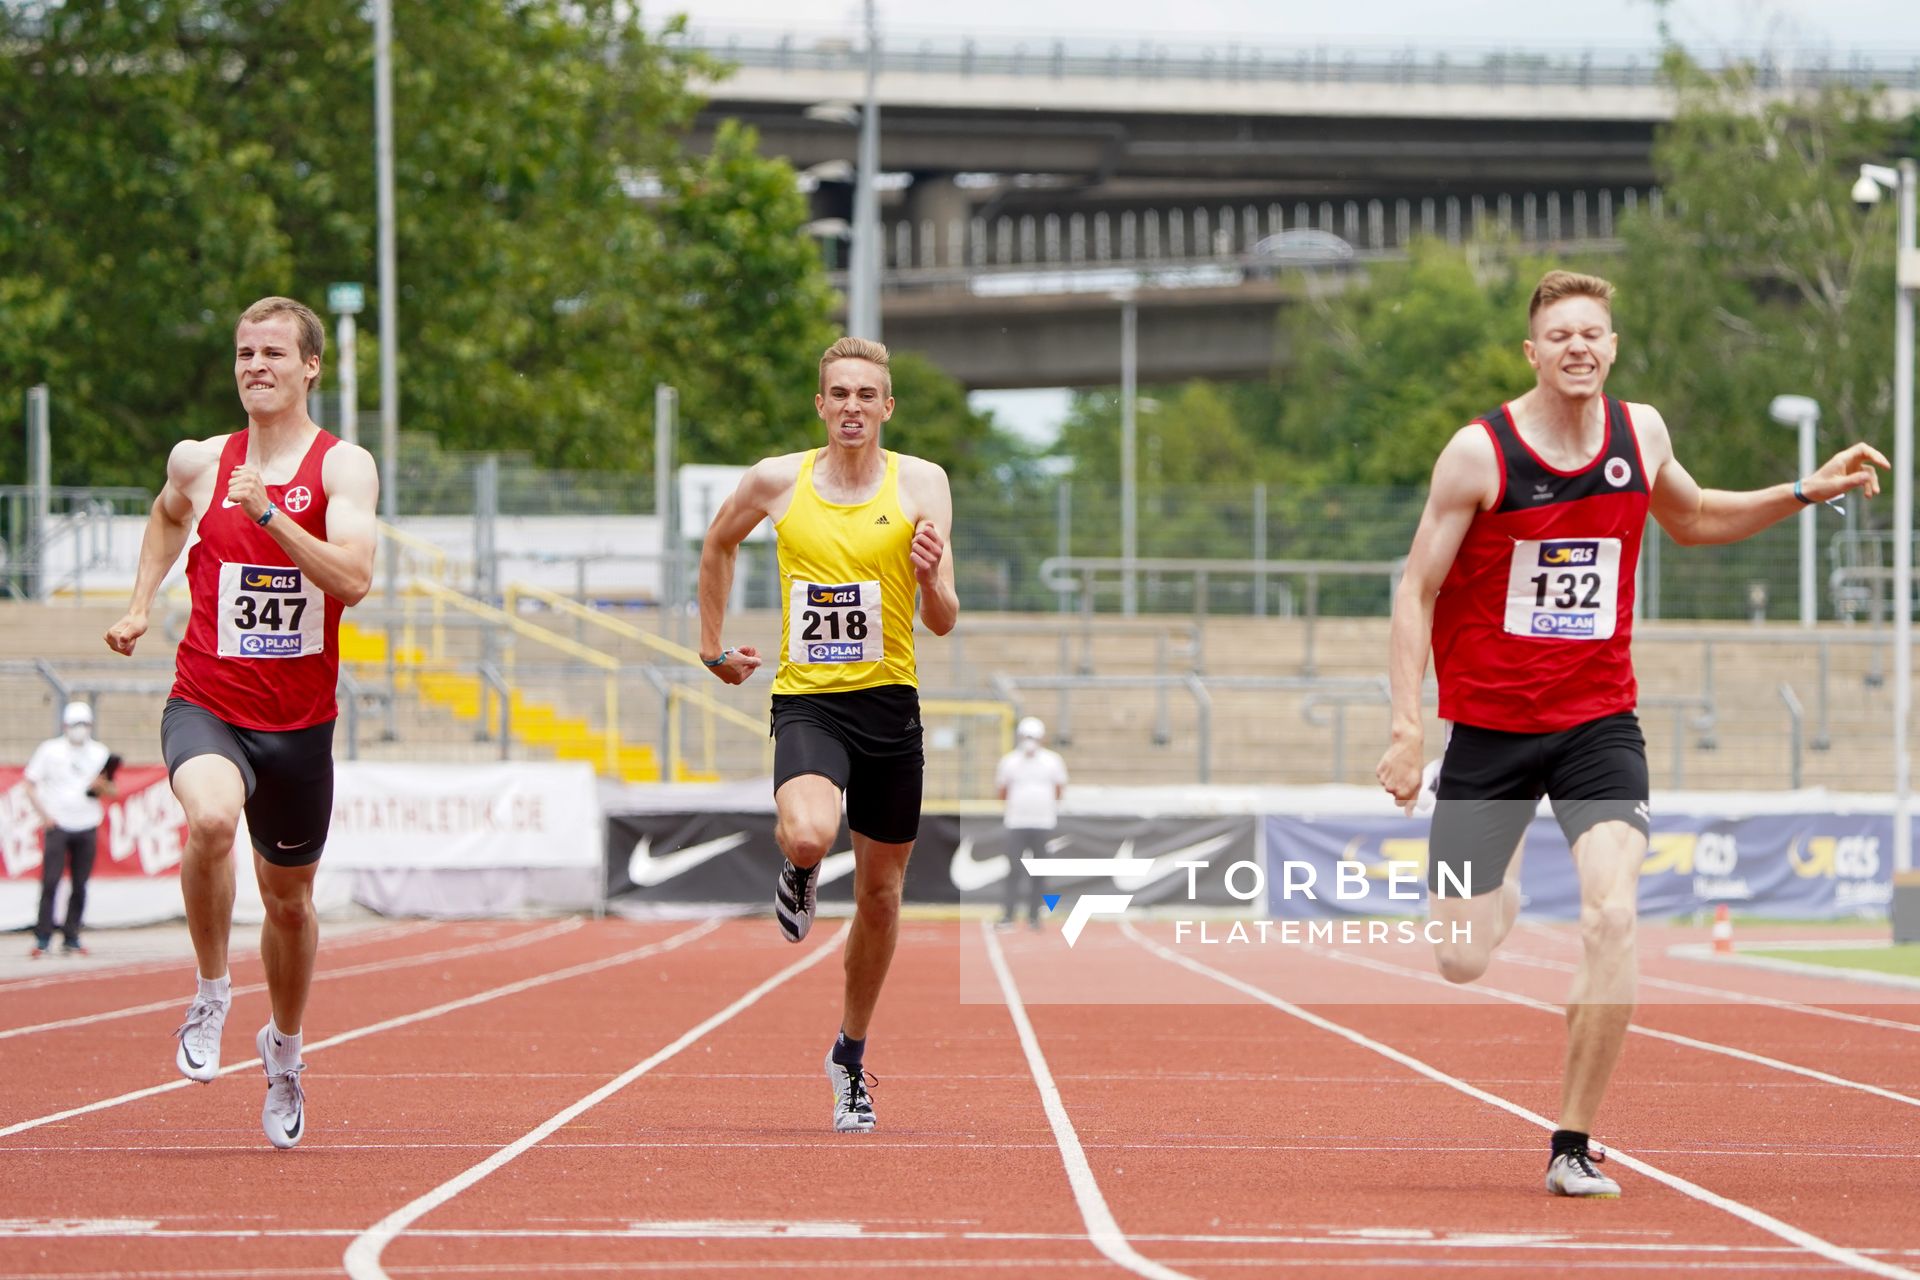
[{"xmin": 670, "ymin": 0, "xmax": 1918, "ymax": 443}]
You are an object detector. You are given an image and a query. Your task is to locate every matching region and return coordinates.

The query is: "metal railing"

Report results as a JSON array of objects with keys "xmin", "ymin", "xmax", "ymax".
[
  {"xmin": 686, "ymin": 28, "xmax": 1920, "ymax": 91},
  {"xmin": 1039, "ymin": 556, "xmax": 1402, "ymax": 674},
  {"xmin": 1, "ymin": 485, "xmax": 152, "ymax": 600}
]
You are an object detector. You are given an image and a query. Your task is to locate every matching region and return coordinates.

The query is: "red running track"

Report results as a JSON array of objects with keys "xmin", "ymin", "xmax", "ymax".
[{"xmin": 0, "ymin": 916, "xmax": 1915, "ymax": 1279}]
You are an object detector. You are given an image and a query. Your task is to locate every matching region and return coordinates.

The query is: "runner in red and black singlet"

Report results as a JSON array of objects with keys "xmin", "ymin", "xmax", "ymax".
[
  {"xmin": 1374, "ymin": 269, "xmax": 1886, "ymax": 1200},
  {"xmin": 106, "ymin": 296, "xmax": 379, "ymax": 1151},
  {"xmin": 172, "ymin": 426, "xmax": 347, "ymax": 731}
]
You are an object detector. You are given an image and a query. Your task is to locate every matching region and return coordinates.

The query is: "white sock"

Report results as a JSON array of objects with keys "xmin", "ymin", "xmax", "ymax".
[
  {"xmin": 268, "ymin": 1021, "xmax": 302, "ymax": 1067},
  {"xmin": 197, "ymin": 973, "xmax": 231, "ymax": 1004}
]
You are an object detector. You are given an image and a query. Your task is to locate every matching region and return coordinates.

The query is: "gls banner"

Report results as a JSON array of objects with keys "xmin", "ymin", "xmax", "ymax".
[
  {"xmin": 1265, "ymin": 811, "xmax": 1895, "ymax": 920},
  {"xmin": 605, "ymin": 811, "xmax": 1255, "ymax": 907}
]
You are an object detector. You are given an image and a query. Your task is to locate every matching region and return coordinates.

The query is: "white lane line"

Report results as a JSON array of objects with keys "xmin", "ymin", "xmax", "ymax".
[
  {"xmin": 0, "ymin": 919, "xmax": 722, "ymax": 1141},
  {"xmin": 9, "ymin": 1220, "xmax": 1919, "ymax": 1257},
  {"xmin": 11, "ymin": 1257, "xmax": 1901, "ymax": 1277},
  {"xmin": 1505, "ymin": 929, "xmax": 1920, "ymax": 1034},
  {"xmin": 0, "ymin": 920, "xmax": 440, "ymax": 993},
  {"xmin": 1666, "ymin": 945, "xmax": 1920, "ymax": 993},
  {"xmin": 341, "ymin": 922, "xmax": 850, "ymax": 1280},
  {"xmin": 979, "ymin": 918, "xmax": 1197, "ymax": 1280},
  {"xmin": 1122, "ymin": 921, "xmax": 1920, "ymax": 1280},
  {"xmin": 0, "ymin": 918, "xmax": 584, "ymax": 1041},
  {"xmin": 8, "ymin": 1140, "xmax": 1913, "ymax": 1159},
  {"xmin": 1314, "ymin": 946, "xmax": 1920, "ymax": 1112}
]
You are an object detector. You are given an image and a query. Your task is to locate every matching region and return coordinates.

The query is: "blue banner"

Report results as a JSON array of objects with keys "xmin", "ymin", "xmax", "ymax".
[{"xmin": 1264, "ymin": 812, "xmax": 1896, "ymax": 920}]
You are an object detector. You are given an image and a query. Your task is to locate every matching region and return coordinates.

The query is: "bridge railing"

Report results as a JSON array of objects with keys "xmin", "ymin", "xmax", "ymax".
[
  {"xmin": 853, "ymin": 188, "xmax": 1656, "ymax": 287},
  {"xmin": 684, "ymin": 28, "xmax": 1920, "ymax": 92}
]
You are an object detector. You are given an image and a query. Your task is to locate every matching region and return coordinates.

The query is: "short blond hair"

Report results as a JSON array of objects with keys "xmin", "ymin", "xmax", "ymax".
[
  {"xmin": 1528, "ymin": 270, "xmax": 1615, "ymax": 327},
  {"xmin": 818, "ymin": 336, "xmax": 891, "ymax": 395},
  {"xmin": 237, "ymin": 297, "xmax": 325, "ymax": 388}
]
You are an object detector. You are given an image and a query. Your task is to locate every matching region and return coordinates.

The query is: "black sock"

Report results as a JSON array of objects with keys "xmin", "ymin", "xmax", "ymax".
[
  {"xmin": 1551, "ymin": 1129, "xmax": 1590, "ymax": 1159},
  {"xmin": 831, "ymin": 1031, "xmax": 866, "ymax": 1069}
]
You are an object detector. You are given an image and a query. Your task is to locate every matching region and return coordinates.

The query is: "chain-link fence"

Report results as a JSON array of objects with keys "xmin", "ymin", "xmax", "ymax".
[{"xmin": 959, "ymin": 478, "xmax": 1844, "ymax": 624}]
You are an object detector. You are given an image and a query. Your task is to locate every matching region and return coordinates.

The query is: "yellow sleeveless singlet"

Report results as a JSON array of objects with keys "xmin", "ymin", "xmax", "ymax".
[{"xmin": 772, "ymin": 449, "xmax": 918, "ymax": 696}]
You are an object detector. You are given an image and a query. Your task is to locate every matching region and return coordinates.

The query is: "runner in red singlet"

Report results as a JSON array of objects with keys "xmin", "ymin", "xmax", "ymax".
[
  {"xmin": 105, "ymin": 297, "xmax": 378, "ymax": 1150},
  {"xmin": 1375, "ymin": 270, "xmax": 1885, "ymax": 1198}
]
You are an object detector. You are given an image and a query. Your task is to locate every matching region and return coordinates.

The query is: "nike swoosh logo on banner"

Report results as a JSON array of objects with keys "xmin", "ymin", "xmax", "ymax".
[
  {"xmin": 815, "ymin": 850, "xmax": 858, "ymax": 887},
  {"xmin": 948, "ymin": 838, "xmax": 1007, "ymax": 891},
  {"xmin": 949, "ymin": 834, "xmax": 1073, "ymax": 891},
  {"xmin": 1110, "ymin": 833, "xmax": 1240, "ymax": 891},
  {"xmin": 627, "ymin": 832, "xmax": 751, "ymax": 887}
]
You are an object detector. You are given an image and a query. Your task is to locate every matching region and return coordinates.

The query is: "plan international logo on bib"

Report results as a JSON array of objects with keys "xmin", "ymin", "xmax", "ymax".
[{"xmin": 1532, "ymin": 613, "xmax": 1598, "ymax": 637}]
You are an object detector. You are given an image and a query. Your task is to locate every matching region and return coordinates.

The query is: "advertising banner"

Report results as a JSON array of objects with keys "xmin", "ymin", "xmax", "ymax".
[
  {"xmin": 604, "ymin": 810, "xmax": 1257, "ymax": 907},
  {"xmin": 1, "ymin": 764, "xmax": 186, "ymax": 881},
  {"xmin": 326, "ymin": 762, "xmax": 602, "ymax": 869},
  {"xmin": 1264, "ymin": 811, "xmax": 1895, "ymax": 919}
]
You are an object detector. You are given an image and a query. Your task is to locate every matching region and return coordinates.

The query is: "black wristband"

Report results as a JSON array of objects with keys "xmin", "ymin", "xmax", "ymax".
[
  {"xmin": 256, "ymin": 502, "xmax": 279, "ymax": 527},
  {"xmin": 1792, "ymin": 480, "xmax": 1814, "ymax": 505}
]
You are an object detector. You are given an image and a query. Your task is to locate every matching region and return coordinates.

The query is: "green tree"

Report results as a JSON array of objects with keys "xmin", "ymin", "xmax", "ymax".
[
  {"xmin": 1614, "ymin": 52, "xmax": 1909, "ymax": 491},
  {"xmin": 0, "ymin": 1, "xmax": 834, "ymax": 491},
  {"xmin": 1268, "ymin": 242, "xmax": 1552, "ymax": 489}
]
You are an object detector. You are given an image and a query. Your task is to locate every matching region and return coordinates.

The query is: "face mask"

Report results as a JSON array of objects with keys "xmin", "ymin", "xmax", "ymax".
[{"xmin": 66, "ymin": 726, "xmax": 90, "ymax": 745}]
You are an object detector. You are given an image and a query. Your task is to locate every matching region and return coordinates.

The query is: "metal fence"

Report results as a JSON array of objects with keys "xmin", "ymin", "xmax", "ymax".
[
  {"xmin": 956, "ymin": 479, "xmax": 1838, "ymax": 624},
  {"xmin": 684, "ymin": 27, "xmax": 1920, "ymax": 91},
  {"xmin": 0, "ymin": 484, "xmax": 152, "ymax": 600}
]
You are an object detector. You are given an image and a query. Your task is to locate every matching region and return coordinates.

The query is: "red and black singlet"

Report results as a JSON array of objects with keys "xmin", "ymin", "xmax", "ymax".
[
  {"xmin": 170, "ymin": 429, "xmax": 345, "ymax": 731},
  {"xmin": 1432, "ymin": 396, "xmax": 1650, "ymax": 734}
]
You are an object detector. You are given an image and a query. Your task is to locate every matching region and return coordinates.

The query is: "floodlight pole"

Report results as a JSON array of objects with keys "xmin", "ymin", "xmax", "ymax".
[
  {"xmin": 1892, "ymin": 159, "xmax": 1917, "ymax": 881},
  {"xmin": 848, "ymin": 0, "xmax": 882, "ymax": 343},
  {"xmin": 374, "ymin": 0, "xmax": 401, "ymax": 737},
  {"xmin": 1120, "ymin": 295, "xmax": 1138, "ymax": 616}
]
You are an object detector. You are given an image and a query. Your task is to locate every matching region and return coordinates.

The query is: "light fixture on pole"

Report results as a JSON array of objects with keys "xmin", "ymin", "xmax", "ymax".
[
  {"xmin": 1855, "ymin": 159, "xmax": 1920, "ymax": 936},
  {"xmin": 802, "ymin": 89, "xmax": 879, "ymax": 341},
  {"xmin": 1767, "ymin": 393, "xmax": 1821, "ymax": 629},
  {"xmin": 327, "ymin": 283, "xmax": 364, "ymax": 446}
]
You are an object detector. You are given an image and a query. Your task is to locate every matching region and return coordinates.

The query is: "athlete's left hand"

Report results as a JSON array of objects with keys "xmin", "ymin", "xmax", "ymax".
[
  {"xmin": 910, "ymin": 520, "xmax": 944, "ymax": 585},
  {"xmin": 1803, "ymin": 443, "xmax": 1890, "ymax": 504},
  {"xmin": 227, "ymin": 465, "xmax": 271, "ymax": 520}
]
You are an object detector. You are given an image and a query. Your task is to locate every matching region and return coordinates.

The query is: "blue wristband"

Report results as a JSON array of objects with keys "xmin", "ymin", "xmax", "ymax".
[
  {"xmin": 1792, "ymin": 480, "xmax": 1814, "ymax": 505},
  {"xmin": 255, "ymin": 503, "xmax": 278, "ymax": 527},
  {"xmin": 703, "ymin": 648, "xmax": 731, "ymax": 668}
]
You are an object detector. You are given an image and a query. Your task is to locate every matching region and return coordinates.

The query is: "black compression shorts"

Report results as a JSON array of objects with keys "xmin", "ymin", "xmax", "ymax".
[
  {"xmin": 161, "ymin": 697, "xmax": 336, "ymax": 867},
  {"xmin": 770, "ymin": 684, "xmax": 923, "ymax": 844},
  {"xmin": 1427, "ymin": 711, "xmax": 1650, "ymax": 898}
]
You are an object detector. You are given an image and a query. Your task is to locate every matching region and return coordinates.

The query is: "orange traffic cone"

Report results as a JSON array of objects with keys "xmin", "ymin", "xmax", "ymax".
[{"xmin": 1711, "ymin": 903, "xmax": 1733, "ymax": 955}]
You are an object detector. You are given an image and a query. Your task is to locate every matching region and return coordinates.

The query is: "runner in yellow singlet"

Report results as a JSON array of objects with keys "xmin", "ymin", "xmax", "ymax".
[{"xmin": 698, "ymin": 336, "xmax": 959, "ymax": 1133}]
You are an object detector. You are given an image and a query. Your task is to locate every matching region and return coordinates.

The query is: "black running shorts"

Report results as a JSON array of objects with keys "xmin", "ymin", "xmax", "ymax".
[
  {"xmin": 161, "ymin": 697, "xmax": 336, "ymax": 867},
  {"xmin": 1427, "ymin": 711, "xmax": 1650, "ymax": 898},
  {"xmin": 770, "ymin": 684, "xmax": 923, "ymax": 844}
]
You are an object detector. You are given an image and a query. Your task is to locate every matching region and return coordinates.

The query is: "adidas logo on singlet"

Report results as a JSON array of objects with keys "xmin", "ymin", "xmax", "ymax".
[{"xmin": 874, "ymin": 515, "xmax": 890, "ymax": 525}]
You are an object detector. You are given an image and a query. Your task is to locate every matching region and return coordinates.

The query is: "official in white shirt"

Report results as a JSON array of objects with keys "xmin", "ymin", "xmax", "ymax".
[
  {"xmin": 995, "ymin": 716, "xmax": 1068, "ymax": 929},
  {"xmin": 24, "ymin": 702, "xmax": 116, "ymax": 957}
]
